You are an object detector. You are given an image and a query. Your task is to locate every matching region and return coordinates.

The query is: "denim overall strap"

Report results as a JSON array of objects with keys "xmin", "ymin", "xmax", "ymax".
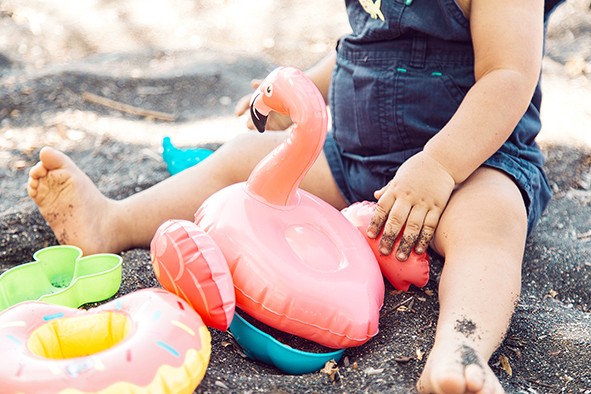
[{"xmin": 409, "ymin": 33, "xmax": 427, "ymax": 69}]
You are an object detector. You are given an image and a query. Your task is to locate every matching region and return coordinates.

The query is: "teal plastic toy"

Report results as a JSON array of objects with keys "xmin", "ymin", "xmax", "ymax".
[
  {"xmin": 162, "ymin": 137, "xmax": 213, "ymax": 175},
  {"xmin": 0, "ymin": 245, "xmax": 122, "ymax": 311},
  {"xmin": 229, "ymin": 312, "xmax": 345, "ymax": 375}
]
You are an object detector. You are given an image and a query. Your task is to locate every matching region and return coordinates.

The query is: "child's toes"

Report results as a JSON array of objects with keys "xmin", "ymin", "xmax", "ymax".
[{"xmin": 464, "ymin": 363, "xmax": 485, "ymax": 392}]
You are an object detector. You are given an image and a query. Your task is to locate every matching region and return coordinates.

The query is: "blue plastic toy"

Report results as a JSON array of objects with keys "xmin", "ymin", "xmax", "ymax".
[
  {"xmin": 229, "ymin": 312, "xmax": 345, "ymax": 374},
  {"xmin": 162, "ymin": 137, "xmax": 213, "ymax": 175}
]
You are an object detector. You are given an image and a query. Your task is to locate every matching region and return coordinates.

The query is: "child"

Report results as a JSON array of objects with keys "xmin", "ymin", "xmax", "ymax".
[{"xmin": 28, "ymin": 1, "xmax": 564, "ymax": 393}]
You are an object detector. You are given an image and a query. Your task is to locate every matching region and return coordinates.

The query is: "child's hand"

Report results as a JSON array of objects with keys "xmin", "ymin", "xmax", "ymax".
[
  {"xmin": 366, "ymin": 151, "xmax": 455, "ymax": 261},
  {"xmin": 234, "ymin": 79, "xmax": 293, "ymax": 131}
]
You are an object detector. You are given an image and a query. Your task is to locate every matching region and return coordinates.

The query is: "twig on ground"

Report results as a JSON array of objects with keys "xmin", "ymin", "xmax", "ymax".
[
  {"xmin": 82, "ymin": 91, "xmax": 175, "ymax": 122},
  {"xmin": 381, "ymin": 296, "xmax": 415, "ymax": 317},
  {"xmin": 577, "ymin": 229, "xmax": 591, "ymax": 240}
]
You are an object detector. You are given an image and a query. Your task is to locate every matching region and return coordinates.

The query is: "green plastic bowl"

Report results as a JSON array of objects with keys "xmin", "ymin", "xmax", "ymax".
[{"xmin": 229, "ymin": 312, "xmax": 345, "ymax": 375}]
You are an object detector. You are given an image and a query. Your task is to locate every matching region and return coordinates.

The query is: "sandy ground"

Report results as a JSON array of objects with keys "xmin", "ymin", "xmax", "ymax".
[{"xmin": 1, "ymin": 1, "xmax": 590, "ymax": 393}]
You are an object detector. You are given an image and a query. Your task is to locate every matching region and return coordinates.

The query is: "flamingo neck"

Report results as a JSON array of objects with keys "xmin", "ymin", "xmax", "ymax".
[{"xmin": 246, "ymin": 80, "xmax": 328, "ymax": 207}]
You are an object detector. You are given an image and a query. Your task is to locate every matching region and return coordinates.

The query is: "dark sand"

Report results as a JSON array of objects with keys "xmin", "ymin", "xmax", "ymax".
[{"xmin": 1, "ymin": 1, "xmax": 590, "ymax": 392}]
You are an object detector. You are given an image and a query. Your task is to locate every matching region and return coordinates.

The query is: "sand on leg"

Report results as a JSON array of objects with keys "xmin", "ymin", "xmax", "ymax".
[
  {"xmin": 416, "ymin": 167, "xmax": 527, "ymax": 394},
  {"xmin": 28, "ymin": 147, "xmax": 117, "ymax": 254}
]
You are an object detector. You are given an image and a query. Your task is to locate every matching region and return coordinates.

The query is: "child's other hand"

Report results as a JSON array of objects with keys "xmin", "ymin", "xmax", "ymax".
[
  {"xmin": 366, "ymin": 151, "xmax": 455, "ymax": 261},
  {"xmin": 234, "ymin": 79, "xmax": 293, "ymax": 131}
]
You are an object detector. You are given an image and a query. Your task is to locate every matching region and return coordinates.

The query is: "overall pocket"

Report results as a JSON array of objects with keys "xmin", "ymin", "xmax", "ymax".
[
  {"xmin": 332, "ymin": 54, "xmax": 473, "ymax": 157},
  {"xmin": 393, "ymin": 66, "xmax": 471, "ymax": 149}
]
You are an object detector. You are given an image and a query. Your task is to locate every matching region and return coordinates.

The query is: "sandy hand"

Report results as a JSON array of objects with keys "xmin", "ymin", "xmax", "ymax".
[{"xmin": 367, "ymin": 151, "xmax": 455, "ymax": 260}]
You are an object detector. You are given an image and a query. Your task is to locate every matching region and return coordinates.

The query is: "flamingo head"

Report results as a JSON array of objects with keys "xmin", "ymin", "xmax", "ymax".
[{"xmin": 249, "ymin": 67, "xmax": 297, "ymax": 133}]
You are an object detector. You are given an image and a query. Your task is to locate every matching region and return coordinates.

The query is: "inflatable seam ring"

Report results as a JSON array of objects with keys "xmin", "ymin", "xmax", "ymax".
[
  {"xmin": 0, "ymin": 288, "xmax": 211, "ymax": 394},
  {"xmin": 151, "ymin": 219, "xmax": 236, "ymax": 332}
]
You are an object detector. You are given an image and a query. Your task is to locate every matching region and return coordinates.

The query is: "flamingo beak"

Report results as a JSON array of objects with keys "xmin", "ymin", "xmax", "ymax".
[{"xmin": 250, "ymin": 93, "xmax": 268, "ymax": 133}]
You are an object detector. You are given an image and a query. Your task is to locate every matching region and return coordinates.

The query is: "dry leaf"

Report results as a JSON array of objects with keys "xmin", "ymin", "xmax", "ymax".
[
  {"xmin": 499, "ymin": 354, "xmax": 512, "ymax": 376},
  {"xmin": 397, "ymin": 305, "xmax": 408, "ymax": 312},
  {"xmin": 13, "ymin": 160, "xmax": 27, "ymax": 169},
  {"xmin": 394, "ymin": 355, "xmax": 414, "ymax": 364},
  {"xmin": 424, "ymin": 289, "xmax": 434, "ymax": 297},
  {"xmin": 415, "ymin": 348, "xmax": 425, "ymax": 361},
  {"xmin": 352, "ymin": 361, "xmax": 359, "ymax": 370},
  {"xmin": 548, "ymin": 289, "xmax": 558, "ymax": 298},
  {"xmin": 364, "ymin": 367, "xmax": 384, "ymax": 375},
  {"xmin": 507, "ymin": 346, "xmax": 522, "ymax": 360},
  {"xmin": 320, "ymin": 360, "xmax": 339, "ymax": 381},
  {"xmin": 214, "ymin": 380, "xmax": 229, "ymax": 389},
  {"xmin": 343, "ymin": 356, "xmax": 350, "ymax": 367}
]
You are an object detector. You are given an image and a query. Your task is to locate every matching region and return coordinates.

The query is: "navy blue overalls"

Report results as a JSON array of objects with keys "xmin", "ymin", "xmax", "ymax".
[{"xmin": 323, "ymin": 0, "xmax": 563, "ymax": 234}]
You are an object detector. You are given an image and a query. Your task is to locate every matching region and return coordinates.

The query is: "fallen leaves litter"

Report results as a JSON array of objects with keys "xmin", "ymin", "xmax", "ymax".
[
  {"xmin": 214, "ymin": 380, "xmax": 229, "ymax": 389},
  {"xmin": 320, "ymin": 360, "xmax": 340, "ymax": 382},
  {"xmin": 382, "ymin": 296, "xmax": 415, "ymax": 317},
  {"xmin": 499, "ymin": 354, "xmax": 513, "ymax": 376},
  {"xmin": 546, "ymin": 289, "xmax": 559, "ymax": 298},
  {"xmin": 507, "ymin": 346, "xmax": 522, "ymax": 360},
  {"xmin": 364, "ymin": 367, "xmax": 385, "ymax": 375},
  {"xmin": 415, "ymin": 348, "xmax": 425, "ymax": 361},
  {"xmin": 394, "ymin": 355, "xmax": 414, "ymax": 364}
]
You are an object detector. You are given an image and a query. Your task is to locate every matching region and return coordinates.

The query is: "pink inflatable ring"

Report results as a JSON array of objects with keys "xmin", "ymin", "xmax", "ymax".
[{"xmin": 0, "ymin": 288, "xmax": 211, "ymax": 394}]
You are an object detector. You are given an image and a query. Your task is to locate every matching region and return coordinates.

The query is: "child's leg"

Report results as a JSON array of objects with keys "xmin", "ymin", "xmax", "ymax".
[
  {"xmin": 416, "ymin": 167, "xmax": 527, "ymax": 394},
  {"xmin": 27, "ymin": 132, "xmax": 347, "ymax": 255}
]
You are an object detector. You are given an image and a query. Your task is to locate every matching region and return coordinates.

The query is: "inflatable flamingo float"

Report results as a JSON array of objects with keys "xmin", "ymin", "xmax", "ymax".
[{"xmin": 152, "ymin": 67, "xmax": 385, "ymax": 350}]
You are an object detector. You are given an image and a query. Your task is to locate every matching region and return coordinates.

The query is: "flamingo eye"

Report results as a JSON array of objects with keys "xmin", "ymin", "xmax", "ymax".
[{"xmin": 265, "ymin": 84, "xmax": 273, "ymax": 97}]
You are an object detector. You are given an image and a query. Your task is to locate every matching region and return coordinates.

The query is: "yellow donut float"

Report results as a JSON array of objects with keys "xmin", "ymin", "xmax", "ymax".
[{"xmin": 0, "ymin": 288, "xmax": 211, "ymax": 394}]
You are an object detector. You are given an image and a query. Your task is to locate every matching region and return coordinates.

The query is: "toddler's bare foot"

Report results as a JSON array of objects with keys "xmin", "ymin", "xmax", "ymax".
[
  {"xmin": 28, "ymin": 147, "xmax": 124, "ymax": 255},
  {"xmin": 417, "ymin": 341, "xmax": 504, "ymax": 394}
]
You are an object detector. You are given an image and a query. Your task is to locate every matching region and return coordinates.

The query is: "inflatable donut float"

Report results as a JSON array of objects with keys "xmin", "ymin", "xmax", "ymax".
[
  {"xmin": 341, "ymin": 201, "xmax": 430, "ymax": 291},
  {"xmin": 0, "ymin": 288, "xmax": 211, "ymax": 394}
]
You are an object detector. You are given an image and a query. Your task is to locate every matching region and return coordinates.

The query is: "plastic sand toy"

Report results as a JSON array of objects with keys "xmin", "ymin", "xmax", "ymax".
[
  {"xmin": 229, "ymin": 312, "xmax": 345, "ymax": 374},
  {"xmin": 0, "ymin": 245, "xmax": 122, "ymax": 311},
  {"xmin": 162, "ymin": 136, "xmax": 213, "ymax": 175}
]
